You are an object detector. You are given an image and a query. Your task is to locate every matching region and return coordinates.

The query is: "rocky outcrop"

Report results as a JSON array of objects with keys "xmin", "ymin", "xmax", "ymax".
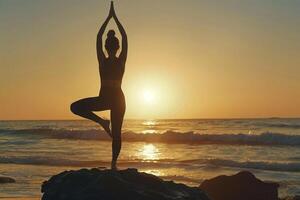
[
  {"xmin": 280, "ymin": 195, "xmax": 300, "ymax": 200},
  {"xmin": 41, "ymin": 168, "xmax": 210, "ymax": 200},
  {"xmin": 199, "ymin": 171, "xmax": 279, "ymax": 200},
  {"xmin": 0, "ymin": 176, "xmax": 15, "ymax": 184},
  {"xmin": 282, "ymin": 196, "xmax": 300, "ymax": 200}
]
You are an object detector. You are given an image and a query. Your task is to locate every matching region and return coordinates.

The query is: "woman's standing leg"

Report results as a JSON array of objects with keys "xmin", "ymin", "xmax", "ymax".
[
  {"xmin": 110, "ymin": 95, "xmax": 126, "ymax": 170},
  {"xmin": 70, "ymin": 97, "xmax": 111, "ymax": 137}
]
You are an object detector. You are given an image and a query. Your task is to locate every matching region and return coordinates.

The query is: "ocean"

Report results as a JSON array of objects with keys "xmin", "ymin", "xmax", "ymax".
[{"xmin": 0, "ymin": 118, "xmax": 299, "ymax": 199}]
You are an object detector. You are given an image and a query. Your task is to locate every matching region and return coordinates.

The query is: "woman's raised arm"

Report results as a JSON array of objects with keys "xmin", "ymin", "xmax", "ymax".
[
  {"xmin": 111, "ymin": 2, "xmax": 128, "ymax": 63},
  {"xmin": 96, "ymin": 6, "xmax": 113, "ymax": 63}
]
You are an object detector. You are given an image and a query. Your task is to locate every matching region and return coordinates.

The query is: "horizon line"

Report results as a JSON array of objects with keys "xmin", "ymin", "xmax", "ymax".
[{"xmin": 1, "ymin": 117, "xmax": 300, "ymax": 121}]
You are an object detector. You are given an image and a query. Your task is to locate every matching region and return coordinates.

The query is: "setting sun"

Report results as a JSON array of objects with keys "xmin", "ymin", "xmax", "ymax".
[{"xmin": 142, "ymin": 89, "xmax": 155, "ymax": 104}]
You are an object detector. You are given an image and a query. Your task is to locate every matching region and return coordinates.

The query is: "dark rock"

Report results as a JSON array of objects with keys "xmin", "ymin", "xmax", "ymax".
[
  {"xmin": 199, "ymin": 171, "xmax": 279, "ymax": 200},
  {"xmin": 0, "ymin": 176, "xmax": 16, "ymax": 184},
  {"xmin": 282, "ymin": 196, "xmax": 300, "ymax": 200},
  {"xmin": 41, "ymin": 168, "xmax": 211, "ymax": 200}
]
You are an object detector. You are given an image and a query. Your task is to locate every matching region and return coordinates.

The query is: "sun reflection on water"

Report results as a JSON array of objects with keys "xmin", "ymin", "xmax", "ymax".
[
  {"xmin": 142, "ymin": 120, "xmax": 157, "ymax": 126},
  {"xmin": 142, "ymin": 129, "xmax": 156, "ymax": 134},
  {"xmin": 139, "ymin": 143, "xmax": 160, "ymax": 161},
  {"xmin": 142, "ymin": 120, "xmax": 158, "ymax": 134}
]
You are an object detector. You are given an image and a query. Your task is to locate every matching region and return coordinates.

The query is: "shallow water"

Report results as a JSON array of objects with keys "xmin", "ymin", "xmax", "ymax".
[{"xmin": 0, "ymin": 119, "xmax": 299, "ymax": 198}]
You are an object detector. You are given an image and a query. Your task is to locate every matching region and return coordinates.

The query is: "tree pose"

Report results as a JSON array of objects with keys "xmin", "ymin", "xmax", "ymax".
[{"xmin": 71, "ymin": 1, "xmax": 127, "ymax": 170}]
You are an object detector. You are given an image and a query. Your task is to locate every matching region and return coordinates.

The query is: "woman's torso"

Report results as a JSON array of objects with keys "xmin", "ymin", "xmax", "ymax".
[
  {"xmin": 99, "ymin": 57, "xmax": 125, "ymax": 99},
  {"xmin": 100, "ymin": 57, "xmax": 124, "ymax": 80}
]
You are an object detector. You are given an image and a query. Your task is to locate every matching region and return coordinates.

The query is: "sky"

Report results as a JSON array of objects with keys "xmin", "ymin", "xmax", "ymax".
[{"xmin": 0, "ymin": 0, "xmax": 300, "ymax": 120}]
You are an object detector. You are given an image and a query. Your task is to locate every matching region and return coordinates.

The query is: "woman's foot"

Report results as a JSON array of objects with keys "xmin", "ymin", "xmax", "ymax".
[
  {"xmin": 99, "ymin": 119, "xmax": 112, "ymax": 138},
  {"xmin": 111, "ymin": 160, "xmax": 118, "ymax": 170}
]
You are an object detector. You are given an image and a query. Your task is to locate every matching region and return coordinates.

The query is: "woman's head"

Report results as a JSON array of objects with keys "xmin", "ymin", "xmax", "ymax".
[{"xmin": 105, "ymin": 30, "xmax": 119, "ymax": 56}]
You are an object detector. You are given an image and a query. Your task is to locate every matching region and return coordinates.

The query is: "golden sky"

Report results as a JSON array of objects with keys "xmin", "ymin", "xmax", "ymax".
[{"xmin": 0, "ymin": 0, "xmax": 300, "ymax": 120}]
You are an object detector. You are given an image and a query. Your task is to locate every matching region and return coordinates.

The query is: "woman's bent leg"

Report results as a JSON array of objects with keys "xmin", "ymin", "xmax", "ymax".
[{"xmin": 70, "ymin": 97, "xmax": 111, "ymax": 136}]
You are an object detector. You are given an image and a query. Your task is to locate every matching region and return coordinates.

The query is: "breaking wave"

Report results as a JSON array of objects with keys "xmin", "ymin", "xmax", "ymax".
[{"xmin": 1, "ymin": 128, "xmax": 300, "ymax": 146}]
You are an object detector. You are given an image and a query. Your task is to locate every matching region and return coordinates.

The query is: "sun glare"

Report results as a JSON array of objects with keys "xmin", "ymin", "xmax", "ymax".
[{"xmin": 142, "ymin": 89, "xmax": 155, "ymax": 104}]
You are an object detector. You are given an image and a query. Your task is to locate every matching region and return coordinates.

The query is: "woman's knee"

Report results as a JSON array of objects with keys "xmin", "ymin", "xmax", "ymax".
[{"xmin": 70, "ymin": 101, "xmax": 83, "ymax": 115}]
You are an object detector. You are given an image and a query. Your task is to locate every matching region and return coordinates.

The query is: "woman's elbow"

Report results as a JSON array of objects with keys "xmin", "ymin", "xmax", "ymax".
[{"xmin": 97, "ymin": 31, "xmax": 104, "ymax": 38}]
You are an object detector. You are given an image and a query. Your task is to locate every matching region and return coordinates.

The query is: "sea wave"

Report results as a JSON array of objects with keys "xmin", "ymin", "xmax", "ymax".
[
  {"xmin": 180, "ymin": 158, "xmax": 300, "ymax": 172},
  {"xmin": 0, "ymin": 155, "xmax": 103, "ymax": 167},
  {"xmin": 0, "ymin": 155, "xmax": 299, "ymax": 172},
  {"xmin": 1, "ymin": 128, "xmax": 300, "ymax": 146},
  {"xmin": 254, "ymin": 122, "xmax": 300, "ymax": 129}
]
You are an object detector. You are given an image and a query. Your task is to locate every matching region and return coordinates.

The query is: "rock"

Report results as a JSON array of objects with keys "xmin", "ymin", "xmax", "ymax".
[
  {"xmin": 0, "ymin": 176, "xmax": 16, "ymax": 184},
  {"xmin": 282, "ymin": 196, "xmax": 300, "ymax": 200},
  {"xmin": 199, "ymin": 171, "xmax": 279, "ymax": 200},
  {"xmin": 41, "ymin": 168, "xmax": 211, "ymax": 200}
]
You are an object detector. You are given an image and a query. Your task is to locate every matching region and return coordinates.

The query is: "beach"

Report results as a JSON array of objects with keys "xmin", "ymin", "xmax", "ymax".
[{"xmin": 0, "ymin": 119, "xmax": 299, "ymax": 199}]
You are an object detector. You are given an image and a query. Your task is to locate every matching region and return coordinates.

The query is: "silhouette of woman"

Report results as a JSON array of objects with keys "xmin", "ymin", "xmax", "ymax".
[{"xmin": 70, "ymin": 1, "xmax": 127, "ymax": 170}]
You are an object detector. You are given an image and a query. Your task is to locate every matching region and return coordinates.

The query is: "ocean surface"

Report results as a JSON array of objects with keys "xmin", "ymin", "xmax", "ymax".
[{"xmin": 0, "ymin": 118, "xmax": 300, "ymax": 199}]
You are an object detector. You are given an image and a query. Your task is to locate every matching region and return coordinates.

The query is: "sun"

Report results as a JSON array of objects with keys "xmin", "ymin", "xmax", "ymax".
[{"xmin": 142, "ymin": 89, "xmax": 155, "ymax": 104}]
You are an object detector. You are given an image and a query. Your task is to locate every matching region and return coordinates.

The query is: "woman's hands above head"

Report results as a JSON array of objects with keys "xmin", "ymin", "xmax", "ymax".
[
  {"xmin": 109, "ymin": 1, "xmax": 116, "ymax": 19},
  {"xmin": 97, "ymin": 1, "xmax": 115, "ymax": 63}
]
